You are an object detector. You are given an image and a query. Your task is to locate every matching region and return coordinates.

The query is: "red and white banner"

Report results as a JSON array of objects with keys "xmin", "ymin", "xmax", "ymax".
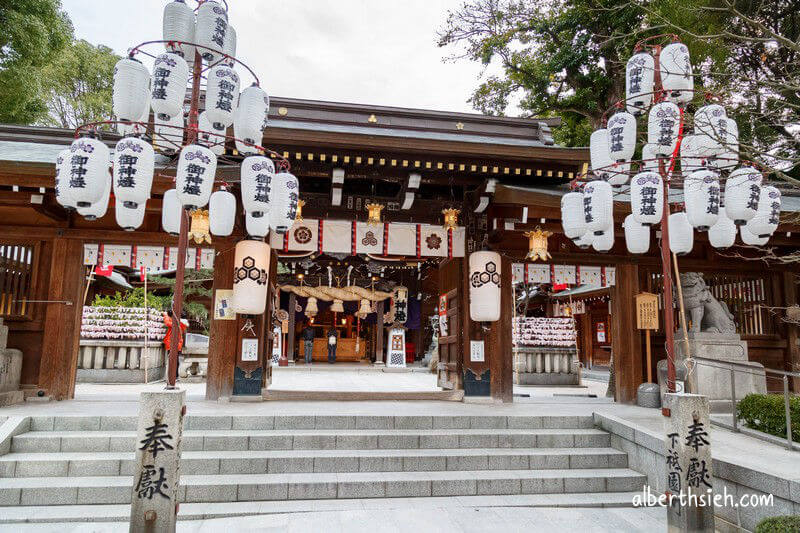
[
  {"xmin": 511, "ymin": 263, "xmax": 616, "ymax": 287},
  {"xmin": 387, "ymin": 223, "xmax": 417, "ymax": 256},
  {"xmin": 84, "ymin": 244, "xmax": 215, "ymax": 270}
]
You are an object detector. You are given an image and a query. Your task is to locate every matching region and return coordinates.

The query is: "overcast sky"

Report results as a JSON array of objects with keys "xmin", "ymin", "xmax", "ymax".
[{"xmin": 61, "ymin": 0, "xmax": 487, "ymax": 114}]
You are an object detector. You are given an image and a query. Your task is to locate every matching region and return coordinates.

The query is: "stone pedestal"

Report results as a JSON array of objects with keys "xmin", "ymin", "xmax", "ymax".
[
  {"xmin": 0, "ymin": 319, "xmax": 23, "ymax": 407},
  {"xmin": 664, "ymin": 393, "xmax": 715, "ymax": 533},
  {"xmin": 129, "ymin": 389, "xmax": 186, "ymax": 533}
]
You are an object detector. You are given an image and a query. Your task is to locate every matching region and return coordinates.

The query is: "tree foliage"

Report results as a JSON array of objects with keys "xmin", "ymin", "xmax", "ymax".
[
  {"xmin": 149, "ymin": 270, "xmax": 214, "ymax": 334},
  {"xmin": 0, "ymin": 0, "xmax": 73, "ymax": 124},
  {"xmin": 39, "ymin": 39, "xmax": 119, "ymax": 129}
]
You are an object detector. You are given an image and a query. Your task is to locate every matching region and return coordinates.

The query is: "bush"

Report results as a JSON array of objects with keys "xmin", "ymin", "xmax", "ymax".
[
  {"xmin": 91, "ymin": 288, "xmax": 171, "ymax": 311},
  {"xmin": 755, "ymin": 515, "xmax": 800, "ymax": 533},
  {"xmin": 737, "ymin": 393, "xmax": 800, "ymax": 442}
]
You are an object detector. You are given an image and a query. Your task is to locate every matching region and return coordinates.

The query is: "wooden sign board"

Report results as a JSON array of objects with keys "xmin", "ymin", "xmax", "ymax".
[{"xmin": 636, "ymin": 292, "xmax": 659, "ymax": 330}]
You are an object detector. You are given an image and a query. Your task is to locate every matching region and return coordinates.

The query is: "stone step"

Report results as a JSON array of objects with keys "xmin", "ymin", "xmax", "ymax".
[
  {"xmin": 0, "ymin": 492, "xmax": 643, "ymax": 523},
  {"xmin": 27, "ymin": 414, "xmax": 595, "ymax": 432},
  {"xmin": 0, "ymin": 468, "xmax": 647, "ymax": 506},
  {"xmin": 0, "ymin": 447, "xmax": 628, "ymax": 477},
  {"xmin": 10, "ymin": 428, "xmax": 611, "ymax": 453}
]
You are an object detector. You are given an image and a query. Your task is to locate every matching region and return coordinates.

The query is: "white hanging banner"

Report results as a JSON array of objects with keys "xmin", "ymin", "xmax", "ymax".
[
  {"xmin": 321, "ymin": 220, "xmax": 351, "ymax": 254},
  {"xmin": 604, "ymin": 267, "xmax": 616, "ymax": 287},
  {"xmin": 527, "ymin": 264, "xmax": 550, "ymax": 284},
  {"xmin": 136, "ymin": 246, "xmax": 164, "ymax": 270},
  {"xmin": 419, "ymin": 224, "xmax": 448, "ymax": 258},
  {"xmin": 200, "ymin": 248, "xmax": 215, "ymax": 269},
  {"xmin": 387, "ymin": 223, "xmax": 416, "ymax": 256},
  {"xmin": 355, "ymin": 222, "xmax": 384, "ymax": 254},
  {"xmin": 512, "ymin": 263, "xmax": 525, "ymax": 284},
  {"xmin": 102, "ymin": 245, "xmax": 133, "ymax": 267},
  {"xmin": 286, "ymin": 219, "xmax": 319, "ymax": 252},
  {"xmin": 554, "ymin": 265, "xmax": 577, "ymax": 285},
  {"xmin": 83, "ymin": 244, "xmax": 99, "ymax": 265},
  {"xmin": 451, "ymin": 227, "xmax": 466, "ymax": 258},
  {"xmin": 386, "ymin": 327, "xmax": 407, "ymax": 368}
]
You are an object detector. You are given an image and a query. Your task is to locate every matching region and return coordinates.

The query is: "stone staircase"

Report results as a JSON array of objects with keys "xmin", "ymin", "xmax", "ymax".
[{"xmin": 0, "ymin": 414, "xmax": 647, "ymax": 523}]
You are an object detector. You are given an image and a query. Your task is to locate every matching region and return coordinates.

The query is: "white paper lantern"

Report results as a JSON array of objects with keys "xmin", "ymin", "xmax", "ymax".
[
  {"xmin": 626, "ymin": 52, "xmax": 655, "ymax": 115},
  {"xmin": 112, "ymin": 137, "xmax": 154, "ymax": 209},
  {"xmin": 234, "ymin": 84, "xmax": 269, "ymax": 154},
  {"xmin": 67, "ymin": 137, "xmax": 110, "ymax": 208},
  {"xmin": 176, "ymin": 145, "xmax": 216, "ymax": 208},
  {"xmin": 659, "ymin": 42, "xmax": 693, "ymax": 104},
  {"xmin": 714, "ymin": 118, "xmax": 739, "ymax": 171},
  {"xmin": 740, "ymin": 225, "xmax": 769, "ymax": 246},
  {"xmin": 209, "ymin": 188, "xmax": 236, "ymax": 236},
  {"xmin": 150, "ymin": 53, "xmax": 189, "ymax": 118},
  {"xmin": 195, "ymin": 0, "xmax": 228, "ymax": 63},
  {"xmin": 607, "ymin": 111, "xmax": 636, "ymax": 162},
  {"xmin": 624, "ymin": 214, "xmax": 650, "ymax": 254},
  {"xmin": 694, "ymin": 105, "xmax": 727, "ymax": 156},
  {"xmin": 205, "ymin": 64, "xmax": 240, "ymax": 129},
  {"xmin": 154, "ymin": 111, "xmax": 184, "ymax": 152},
  {"xmin": 747, "ymin": 185, "xmax": 781, "ymax": 238},
  {"xmin": 245, "ymin": 211, "xmax": 270, "ymax": 238},
  {"xmin": 77, "ymin": 168, "xmax": 111, "ymax": 220},
  {"xmin": 222, "ymin": 24, "xmax": 236, "ymax": 65},
  {"xmin": 469, "ymin": 251, "xmax": 501, "ymax": 322},
  {"xmin": 590, "ymin": 129, "xmax": 614, "ymax": 180},
  {"xmin": 113, "ymin": 57, "xmax": 150, "ymax": 123},
  {"xmin": 583, "ymin": 179, "xmax": 613, "ymax": 234},
  {"xmin": 668, "ymin": 212, "xmax": 694, "ymax": 255},
  {"xmin": 197, "ymin": 111, "xmax": 226, "ymax": 155},
  {"xmin": 241, "ymin": 155, "xmax": 274, "ymax": 217},
  {"xmin": 162, "ymin": 189, "xmax": 181, "ymax": 235},
  {"xmin": 725, "ymin": 167, "xmax": 763, "ymax": 225},
  {"xmin": 269, "ymin": 172, "xmax": 299, "ymax": 234},
  {"xmin": 680, "ymin": 134, "xmax": 705, "ymax": 177},
  {"xmin": 163, "ymin": 0, "xmax": 195, "ymax": 59},
  {"xmin": 115, "ymin": 198, "xmax": 145, "ymax": 231},
  {"xmin": 118, "ymin": 103, "xmax": 150, "ymax": 137},
  {"xmin": 591, "ymin": 227, "xmax": 615, "ymax": 253},
  {"xmin": 648, "ymin": 102, "xmax": 681, "ymax": 156},
  {"xmin": 630, "ymin": 171, "xmax": 663, "ymax": 226},
  {"xmin": 709, "ymin": 210, "xmax": 737, "ymax": 249},
  {"xmin": 54, "ymin": 148, "xmax": 76, "ymax": 209},
  {"xmin": 607, "ymin": 162, "xmax": 631, "ymax": 186},
  {"xmin": 573, "ymin": 232, "xmax": 593, "ymax": 249},
  {"xmin": 641, "ymin": 143, "xmax": 660, "ymax": 172},
  {"xmin": 560, "ymin": 191, "xmax": 588, "ymax": 239},
  {"xmin": 683, "ymin": 170, "xmax": 720, "ymax": 231},
  {"xmin": 232, "ymin": 239, "xmax": 270, "ymax": 315}
]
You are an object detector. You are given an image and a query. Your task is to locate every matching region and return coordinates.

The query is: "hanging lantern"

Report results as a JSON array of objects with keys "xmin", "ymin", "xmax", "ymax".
[
  {"xmin": 269, "ymin": 172, "xmax": 299, "ymax": 234},
  {"xmin": 442, "ymin": 208, "xmax": 460, "ymax": 230},
  {"xmin": 625, "ymin": 52, "xmax": 655, "ymax": 116},
  {"xmin": 205, "ymin": 65, "xmax": 240, "ymax": 129},
  {"xmin": 583, "ymin": 180, "xmax": 613, "ymax": 235},
  {"xmin": 606, "ymin": 111, "xmax": 636, "ymax": 162},
  {"xmin": 209, "ymin": 188, "xmax": 236, "ymax": 236},
  {"xmin": 154, "ymin": 112, "xmax": 184, "ymax": 153},
  {"xmin": 188, "ymin": 209, "xmax": 212, "ymax": 244},
  {"xmin": 624, "ymin": 214, "xmax": 650, "ymax": 254},
  {"xmin": 366, "ymin": 202, "xmax": 384, "ymax": 226},
  {"xmin": 668, "ymin": 212, "xmax": 694, "ymax": 255},
  {"xmin": 468, "ymin": 251, "xmax": 501, "ymax": 322},
  {"xmin": 714, "ymin": 118, "xmax": 739, "ymax": 171},
  {"xmin": 222, "ymin": 24, "xmax": 236, "ymax": 65},
  {"xmin": 115, "ymin": 199, "xmax": 145, "ymax": 231},
  {"xmin": 176, "ymin": 144, "xmax": 216, "ymax": 209},
  {"xmin": 740, "ymin": 225, "xmax": 769, "ymax": 246},
  {"xmin": 573, "ymin": 232, "xmax": 593, "ymax": 249},
  {"xmin": 641, "ymin": 143, "xmax": 660, "ymax": 172},
  {"xmin": 607, "ymin": 162, "xmax": 631, "ymax": 186},
  {"xmin": 150, "ymin": 53, "xmax": 189, "ymax": 118},
  {"xmin": 77, "ymin": 170, "xmax": 111, "ymax": 221},
  {"xmin": 241, "ymin": 155, "xmax": 274, "ymax": 217},
  {"xmin": 113, "ymin": 136, "xmax": 154, "ymax": 209},
  {"xmin": 161, "ymin": 189, "xmax": 181, "ymax": 235},
  {"xmin": 305, "ymin": 297, "xmax": 318, "ymax": 317},
  {"xmin": 118, "ymin": 103, "xmax": 150, "ymax": 137},
  {"xmin": 331, "ymin": 299, "xmax": 345, "ymax": 313},
  {"xmin": 245, "ymin": 211, "xmax": 270, "ymax": 238},
  {"xmin": 234, "ymin": 84, "xmax": 269, "ymax": 154},
  {"xmin": 694, "ymin": 104, "xmax": 727, "ymax": 154},
  {"xmin": 560, "ymin": 191, "xmax": 588, "ymax": 239},
  {"xmin": 709, "ymin": 210, "xmax": 737, "ymax": 249},
  {"xmin": 591, "ymin": 226, "xmax": 614, "ymax": 253},
  {"xmin": 590, "ymin": 129, "xmax": 614, "ymax": 180},
  {"xmin": 523, "ymin": 228, "xmax": 552, "ymax": 261},
  {"xmin": 113, "ymin": 57, "xmax": 151, "ymax": 123},
  {"xmin": 195, "ymin": 0, "xmax": 228, "ymax": 63},
  {"xmin": 747, "ymin": 186, "xmax": 781, "ymax": 238},
  {"xmin": 683, "ymin": 170, "xmax": 720, "ymax": 231},
  {"xmin": 296, "ymin": 199, "xmax": 306, "ymax": 223},
  {"xmin": 648, "ymin": 102, "xmax": 681, "ymax": 156},
  {"xmin": 163, "ymin": 0, "xmax": 195, "ymax": 59},
  {"xmin": 659, "ymin": 42, "xmax": 693, "ymax": 104},
  {"xmin": 680, "ymin": 134, "xmax": 705, "ymax": 177},
  {"xmin": 725, "ymin": 167, "xmax": 762, "ymax": 225},
  {"xmin": 67, "ymin": 137, "xmax": 111, "ymax": 208},
  {"xmin": 232, "ymin": 239, "xmax": 270, "ymax": 315},
  {"xmin": 197, "ymin": 111, "xmax": 226, "ymax": 156},
  {"xmin": 54, "ymin": 148, "xmax": 76, "ymax": 210}
]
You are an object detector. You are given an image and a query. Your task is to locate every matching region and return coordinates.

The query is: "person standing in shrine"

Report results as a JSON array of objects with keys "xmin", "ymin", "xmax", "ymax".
[
  {"xmin": 301, "ymin": 321, "xmax": 315, "ymax": 365},
  {"xmin": 162, "ymin": 307, "xmax": 188, "ymax": 382},
  {"xmin": 326, "ymin": 325, "xmax": 338, "ymax": 364}
]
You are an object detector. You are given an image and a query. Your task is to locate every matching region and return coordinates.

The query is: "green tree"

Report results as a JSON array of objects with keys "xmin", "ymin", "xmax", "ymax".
[
  {"xmin": 148, "ymin": 270, "xmax": 214, "ymax": 335},
  {"xmin": 0, "ymin": 0, "xmax": 73, "ymax": 124},
  {"xmin": 39, "ymin": 39, "xmax": 119, "ymax": 128}
]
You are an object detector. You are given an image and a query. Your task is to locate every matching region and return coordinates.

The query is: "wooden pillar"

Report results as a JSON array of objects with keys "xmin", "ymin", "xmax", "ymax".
[
  {"xmin": 782, "ymin": 271, "xmax": 800, "ymax": 392},
  {"xmin": 611, "ymin": 263, "xmax": 643, "ymax": 403},
  {"xmin": 488, "ymin": 255, "xmax": 514, "ymax": 403},
  {"xmin": 287, "ymin": 293, "xmax": 296, "ymax": 364},
  {"xmin": 38, "ymin": 238, "xmax": 85, "ymax": 400},
  {"xmin": 375, "ymin": 300, "xmax": 385, "ymax": 364},
  {"xmin": 205, "ymin": 246, "xmax": 237, "ymax": 400}
]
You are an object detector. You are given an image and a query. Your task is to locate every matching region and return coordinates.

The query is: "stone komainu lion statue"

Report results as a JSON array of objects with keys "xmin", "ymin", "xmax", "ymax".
[{"xmin": 679, "ymin": 272, "xmax": 737, "ymax": 334}]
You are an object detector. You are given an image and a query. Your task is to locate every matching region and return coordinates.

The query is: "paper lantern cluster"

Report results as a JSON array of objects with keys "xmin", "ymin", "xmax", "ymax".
[{"xmin": 562, "ymin": 40, "xmax": 781, "ymax": 256}]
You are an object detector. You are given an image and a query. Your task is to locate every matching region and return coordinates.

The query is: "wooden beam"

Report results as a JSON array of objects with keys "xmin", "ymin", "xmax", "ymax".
[
  {"xmin": 375, "ymin": 300, "xmax": 385, "ymax": 364},
  {"xmin": 205, "ymin": 246, "xmax": 237, "ymax": 400},
  {"xmin": 488, "ymin": 255, "xmax": 514, "ymax": 402},
  {"xmin": 611, "ymin": 263, "xmax": 643, "ymax": 404},
  {"xmin": 782, "ymin": 271, "xmax": 800, "ymax": 392}
]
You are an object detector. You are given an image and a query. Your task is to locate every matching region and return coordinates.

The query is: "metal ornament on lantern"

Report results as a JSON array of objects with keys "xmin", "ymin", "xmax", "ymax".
[{"xmin": 523, "ymin": 228, "xmax": 553, "ymax": 261}]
